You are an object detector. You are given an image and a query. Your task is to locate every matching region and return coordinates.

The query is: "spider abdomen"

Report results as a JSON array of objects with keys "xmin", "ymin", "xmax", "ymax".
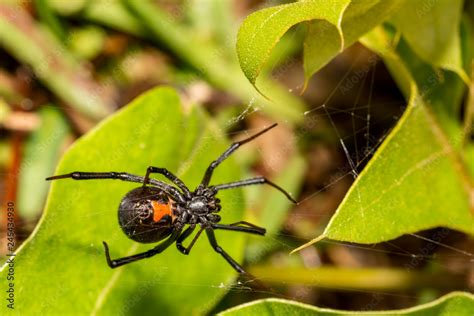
[{"xmin": 118, "ymin": 187, "xmax": 175, "ymax": 243}]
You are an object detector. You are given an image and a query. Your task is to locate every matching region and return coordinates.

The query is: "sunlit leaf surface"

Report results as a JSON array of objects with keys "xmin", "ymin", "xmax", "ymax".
[{"xmin": 236, "ymin": 0, "xmax": 404, "ymax": 88}]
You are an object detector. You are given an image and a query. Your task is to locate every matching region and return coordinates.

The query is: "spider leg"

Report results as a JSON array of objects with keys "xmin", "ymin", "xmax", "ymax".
[
  {"xmin": 102, "ymin": 229, "xmax": 181, "ymax": 268},
  {"xmin": 205, "ymin": 228, "xmax": 246, "ymax": 274},
  {"xmin": 200, "ymin": 123, "xmax": 277, "ymax": 187},
  {"xmin": 46, "ymin": 171, "xmax": 185, "ymax": 203},
  {"xmin": 176, "ymin": 226, "xmax": 205, "ymax": 255},
  {"xmin": 46, "ymin": 171, "xmax": 143, "ymax": 182},
  {"xmin": 143, "ymin": 166, "xmax": 191, "ymax": 198},
  {"xmin": 212, "ymin": 223, "xmax": 265, "ymax": 236},
  {"xmin": 212, "ymin": 177, "xmax": 297, "ymax": 204},
  {"xmin": 228, "ymin": 221, "xmax": 265, "ymax": 230}
]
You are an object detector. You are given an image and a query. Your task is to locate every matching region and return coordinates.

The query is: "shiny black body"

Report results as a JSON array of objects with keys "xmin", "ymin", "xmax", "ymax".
[
  {"xmin": 46, "ymin": 124, "xmax": 296, "ymax": 274},
  {"xmin": 118, "ymin": 187, "xmax": 174, "ymax": 243}
]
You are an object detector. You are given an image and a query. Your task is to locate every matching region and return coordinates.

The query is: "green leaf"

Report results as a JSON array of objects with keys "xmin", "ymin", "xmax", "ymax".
[
  {"xmin": 17, "ymin": 106, "xmax": 70, "ymax": 219},
  {"xmin": 0, "ymin": 87, "xmax": 246, "ymax": 315},
  {"xmin": 390, "ymin": 0, "xmax": 469, "ymax": 83},
  {"xmin": 238, "ymin": 0, "xmax": 349, "ymax": 83},
  {"xmin": 236, "ymin": 0, "xmax": 405, "ymax": 89},
  {"xmin": 219, "ymin": 292, "xmax": 474, "ymax": 315},
  {"xmin": 304, "ymin": 0, "xmax": 404, "ymax": 83}
]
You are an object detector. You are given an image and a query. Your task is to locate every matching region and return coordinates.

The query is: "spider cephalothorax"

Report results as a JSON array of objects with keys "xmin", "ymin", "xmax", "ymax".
[{"xmin": 46, "ymin": 123, "xmax": 296, "ymax": 274}]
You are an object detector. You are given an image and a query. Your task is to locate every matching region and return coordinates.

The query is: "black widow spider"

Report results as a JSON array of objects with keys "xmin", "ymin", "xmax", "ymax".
[{"xmin": 46, "ymin": 123, "xmax": 296, "ymax": 274}]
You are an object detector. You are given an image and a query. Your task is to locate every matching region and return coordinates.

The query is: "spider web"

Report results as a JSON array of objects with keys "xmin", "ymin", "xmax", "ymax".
[{"xmin": 197, "ymin": 43, "xmax": 474, "ymax": 311}]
